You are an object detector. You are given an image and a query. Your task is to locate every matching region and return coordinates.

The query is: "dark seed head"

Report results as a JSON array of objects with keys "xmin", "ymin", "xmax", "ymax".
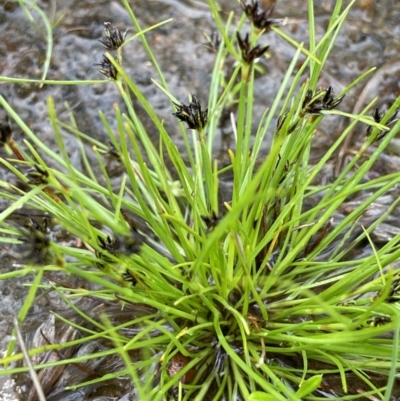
[
  {"xmin": 0, "ymin": 114, "xmax": 12, "ymax": 147},
  {"xmin": 236, "ymin": 32, "xmax": 269, "ymax": 64},
  {"xmin": 94, "ymin": 55, "xmax": 119, "ymax": 80},
  {"xmin": 366, "ymin": 106, "xmax": 399, "ymax": 141},
  {"xmin": 19, "ymin": 218, "xmax": 53, "ymax": 265},
  {"xmin": 173, "ymin": 94, "xmax": 208, "ymax": 131},
  {"xmin": 240, "ymin": 1, "xmax": 280, "ymax": 32},
  {"xmin": 95, "ymin": 235, "xmax": 115, "ymax": 267},
  {"xmin": 302, "ymin": 86, "xmax": 344, "ymax": 115},
  {"xmin": 121, "ymin": 269, "xmax": 137, "ymax": 285},
  {"xmin": 95, "ymin": 220, "xmax": 144, "ymax": 268},
  {"xmin": 367, "ymin": 315, "xmax": 391, "ymax": 327},
  {"xmin": 99, "ymin": 22, "xmax": 128, "ymax": 51},
  {"xmin": 388, "ymin": 277, "xmax": 400, "ymax": 303},
  {"xmin": 203, "ymin": 31, "xmax": 222, "ymax": 53},
  {"xmin": 201, "ymin": 212, "xmax": 220, "ymax": 231},
  {"xmin": 27, "ymin": 165, "xmax": 49, "ymax": 186}
]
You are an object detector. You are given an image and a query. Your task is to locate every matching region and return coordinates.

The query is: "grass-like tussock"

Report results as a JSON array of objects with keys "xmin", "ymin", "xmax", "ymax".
[{"xmin": 0, "ymin": 0, "xmax": 400, "ymax": 400}]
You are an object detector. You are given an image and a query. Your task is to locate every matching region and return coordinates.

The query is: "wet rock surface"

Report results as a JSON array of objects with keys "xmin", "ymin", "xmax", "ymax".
[{"xmin": 0, "ymin": 0, "xmax": 400, "ymax": 399}]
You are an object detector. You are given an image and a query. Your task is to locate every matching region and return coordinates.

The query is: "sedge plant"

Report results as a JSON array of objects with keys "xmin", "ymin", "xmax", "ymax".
[{"xmin": 0, "ymin": 0, "xmax": 400, "ymax": 400}]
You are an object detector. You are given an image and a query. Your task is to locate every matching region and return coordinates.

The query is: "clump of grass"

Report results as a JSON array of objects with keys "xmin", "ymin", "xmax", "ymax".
[{"xmin": 0, "ymin": 0, "xmax": 400, "ymax": 400}]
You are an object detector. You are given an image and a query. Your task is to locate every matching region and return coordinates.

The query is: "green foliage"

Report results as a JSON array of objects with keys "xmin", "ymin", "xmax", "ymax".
[{"xmin": 0, "ymin": 0, "xmax": 399, "ymax": 400}]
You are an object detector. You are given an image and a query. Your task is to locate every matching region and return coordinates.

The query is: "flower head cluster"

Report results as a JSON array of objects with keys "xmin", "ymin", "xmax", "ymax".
[
  {"xmin": 366, "ymin": 106, "xmax": 399, "ymax": 140},
  {"xmin": 95, "ymin": 215, "xmax": 144, "ymax": 269},
  {"xmin": 27, "ymin": 164, "xmax": 49, "ymax": 186},
  {"xmin": 388, "ymin": 277, "xmax": 400, "ymax": 303},
  {"xmin": 99, "ymin": 22, "xmax": 128, "ymax": 51},
  {"xmin": 19, "ymin": 218, "xmax": 52, "ymax": 265},
  {"xmin": 240, "ymin": 0, "xmax": 280, "ymax": 31},
  {"xmin": 302, "ymin": 86, "xmax": 344, "ymax": 115},
  {"xmin": 95, "ymin": 22, "xmax": 127, "ymax": 80},
  {"xmin": 236, "ymin": 32, "xmax": 269, "ymax": 64},
  {"xmin": 0, "ymin": 114, "xmax": 12, "ymax": 147},
  {"xmin": 201, "ymin": 212, "xmax": 220, "ymax": 231},
  {"xmin": 121, "ymin": 269, "xmax": 137, "ymax": 285},
  {"xmin": 96, "ymin": 230, "xmax": 143, "ymax": 263},
  {"xmin": 203, "ymin": 31, "xmax": 222, "ymax": 53},
  {"xmin": 173, "ymin": 94, "xmax": 208, "ymax": 130},
  {"xmin": 94, "ymin": 55, "xmax": 119, "ymax": 80}
]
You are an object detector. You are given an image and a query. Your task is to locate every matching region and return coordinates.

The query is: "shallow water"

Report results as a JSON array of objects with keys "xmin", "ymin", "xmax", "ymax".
[{"xmin": 1, "ymin": 0, "xmax": 400, "ymax": 399}]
